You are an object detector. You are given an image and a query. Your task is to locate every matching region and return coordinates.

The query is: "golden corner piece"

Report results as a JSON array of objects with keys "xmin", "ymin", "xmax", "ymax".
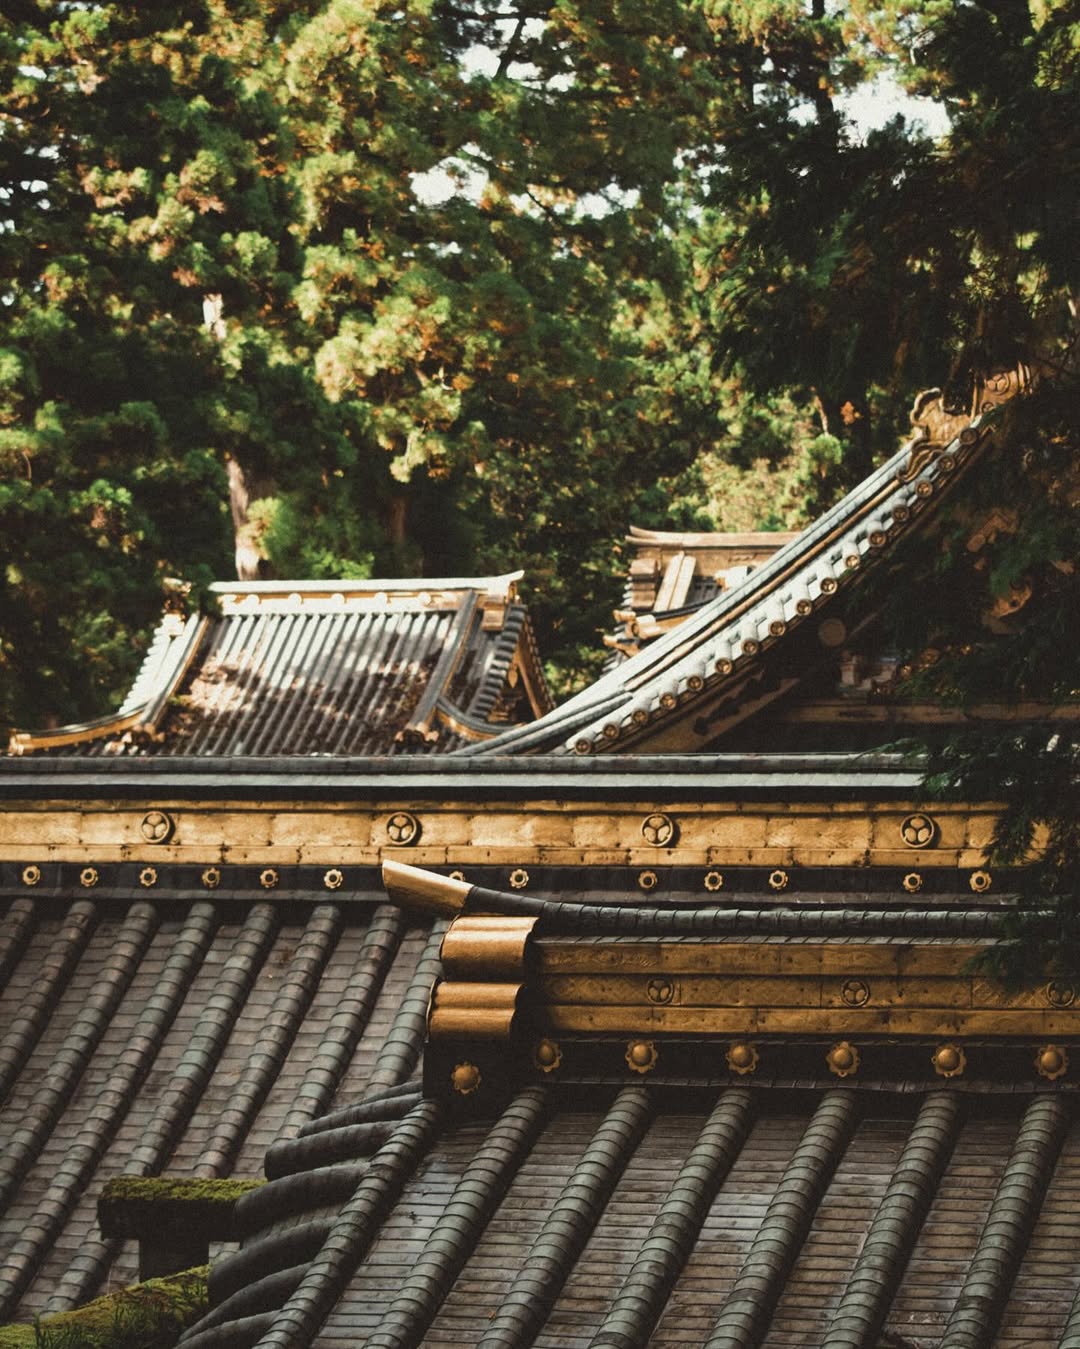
[{"xmin": 381, "ymin": 859, "xmax": 472, "ymax": 917}]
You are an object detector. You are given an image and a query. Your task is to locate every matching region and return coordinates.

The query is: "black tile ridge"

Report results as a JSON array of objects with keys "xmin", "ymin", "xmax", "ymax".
[
  {"xmin": 181, "ymin": 1262, "xmax": 308, "ymax": 1343},
  {"xmin": 476, "ymin": 1085, "xmax": 654, "ymax": 1349},
  {"xmin": 0, "ymin": 900, "xmax": 160, "ymax": 1212},
  {"xmin": 938, "ymin": 1094, "xmax": 1071, "ymax": 1348},
  {"xmin": 192, "ymin": 903, "xmax": 344, "ymax": 1179},
  {"xmin": 364, "ymin": 1086, "xmax": 550, "ymax": 1349},
  {"xmin": 465, "ymin": 885, "xmax": 1010, "ymax": 937},
  {"xmin": 45, "ymin": 905, "xmax": 278, "ymax": 1315},
  {"xmin": 702, "ymin": 1090, "xmax": 860, "ymax": 1349},
  {"xmin": 275, "ymin": 906, "xmax": 406, "ymax": 1140},
  {"xmin": 265, "ymin": 1118, "xmax": 404, "ymax": 1181},
  {"xmin": 589, "ymin": 1087, "xmax": 756, "ymax": 1349},
  {"xmin": 296, "ymin": 1086, "xmax": 423, "ymax": 1140},
  {"xmin": 233, "ymin": 1165, "xmax": 368, "ymax": 1241},
  {"xmin": 246, "ymin": 1100, "xmax": 444, "ymax": 1349},
  {"xmin": 362, "ymin": 920, "xmax": 446, "ymax": 1098},
  {"xmin": 0, "ymin": 896, "xmax": 37, "ymax": 986},
  {"xmin": 1, "ymin": 901, "xmax": 219, "ymax": 1319},
  {"xmin": 824, "ymin": 1090, "xmax": 964, "ymax": 1347},
  {"xmin": 206, "ymin": 1219, "xmax": 334, "ymax": 1310},
  {"xmin": 0, "ymin": 897, "xmax": 98, "ymax": 1106}
]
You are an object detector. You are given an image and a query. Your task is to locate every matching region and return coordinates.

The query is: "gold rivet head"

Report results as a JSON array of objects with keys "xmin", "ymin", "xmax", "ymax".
[
  {"xmin": 451, "ymin": 1061, "xmax": 482, "ymax": 1095},
  {"xmin": 631, "ymin": 708, "xmax": 650, "ymax": 725},
  {"xmin": 741, "ymin": 638, "xmax": 760, "ymax": 656},
  {"xmin": 140, "ymin": 810, "xmax": 174, "ymax": 844},
  {"xmin": 80, "ymin": 866, "xmax": 99, "ymax": 889},
  {"xmin": 841, "ymin": 978, "xmax": 870, "ymax": 1008},
  {"xmin": 916, "ymin": 480, "xmax": 934, "ymax": 498},
  {"xmin": 637, "ymin": 869, "xmax": 658, "ymax": 892},
  {"xmin": 687, "ymin": 673, "xmax": 705, "ymax": 691},
  {"xmin": 969, "ymin": 869, "xmax": 992, "ymax": 894},
  {"xmin": 626, "ymin": 1039, "xmax": 658, "ymax": 1074},
  {"xmin": 21, "ymin": 865, "xmax": 41, "ymax": 887},
  {"xmin": 138, "ymin": 866, "xmax": 158, "ymax": 889},
  {"xmin": 826, "ymin": 1041, "xmax": 859, "ymax": 1077},
  {"xmin": 715, "ymin": 657, "xmax": 734, "ymax": 675},
  {"xmin": 727, "ymin": 1042, "xmax": 759, "ymax": 1075},
  {"xmin": 1046, "ymin": 981, "xmax": 1076, "ymax": 1009},
  {"xmin": 902, "ymin": 872, "xmax": 924, "ymax": 894},
  {"xmin": 844, "ymin": 554, "xmax": 860, "ymax": 569},
  {"xmin": 201, "ymin": 866, "xmax": 221, "ymax": 890},
  {"xmin": 574, "ymin": 739, "xmax": 593, "ymax": 755},
  {"xmin": 602, "ymin": 722, "xmax": 620, "ymax": 739},
  {"xmin": 869, "ymin": 530, "xmax": 888, "ymax": 547},
  {"xmin": 533, "ymin": 1039, "xmax": 562, "ymax": 1073},
  {"xmin": 323, "ymin": 868, "xmax": 343, "ymax": 891},
  {"xmin": 932, "ymin": 1043, "xmax": 966, "ymax": 1078},
  {"xmin": 1036, "ymin": 1045, "xmax": 1068, "ymax": 1081},
  {"xmin": 704, "ymin": 870, "xmax": 724, "ymax": 893},
  {"xmin": 768, "ymin": 869, "xmax": 789, "ymax": 892},
  {"xmin": 386, "ymin": 812, "xmax": 421, "ymax": 846},
  {"xmin": 647, "ymin": 978, "xmax": 675, "ymax": 1005},
  {"xmin": 509, "ymin": 868, "xmax": 529, "ymax": 890},
  {"xmin": 641, "ymin": 813, "xmax": 677, "ymax": 847},
  {"xmin": 448, "ymin": 870, "xmax": 465, "ymax": 882},
  {"xmin": 900, "ymin": 814, "xmax": 937, "ymax": 848},
  {"xmin": 259, "ymin": 867, "xmax": 279, "ymax": 890},
  {"xmin": 820, "ymin": 577, "xmax": 839, "ymax": 594}
]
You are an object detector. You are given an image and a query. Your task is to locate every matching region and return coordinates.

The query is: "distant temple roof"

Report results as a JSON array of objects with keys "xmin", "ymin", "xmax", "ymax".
[
  {"xmin": 8, "ymin": 574, "xmax": 551, "ymax": 757},
  {"xmin": 471, "ymin": 367, "xmax": 1033, "ymax": 756}
]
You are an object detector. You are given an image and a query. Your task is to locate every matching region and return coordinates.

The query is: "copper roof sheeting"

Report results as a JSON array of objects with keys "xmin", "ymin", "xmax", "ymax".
[
  {"xmin": 0, "ymin": 887, "xmax": 438, "ymax": 1321},
  {"xmin": 9, "ymin": 575, "xmax": 551, "ymax": 758}
]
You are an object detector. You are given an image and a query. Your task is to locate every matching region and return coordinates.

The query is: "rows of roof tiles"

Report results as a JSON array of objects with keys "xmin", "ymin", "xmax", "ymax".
[
  {"xmin": 180, "ymin": 1081, "xmax": 1080, "ymax": 1348},
  {"xmin": 0, "ymin": 889, "xmax": 437, "ymax": 1320}
]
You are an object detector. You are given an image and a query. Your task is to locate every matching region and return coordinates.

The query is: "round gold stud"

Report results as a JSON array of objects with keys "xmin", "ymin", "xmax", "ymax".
[
  {"xmin": 641, "ymin": 813, "xmax": 677, "ymax": 847},
  {"xmin": 259, "ymin": 867, "xmax": 279, "ymax": 890},
  {"xmin": 869, "ymin": 530, "xmax": 888, "ymax": 547},
  {"xmin": 1046, "ymin": 981, "xmax": 1076, "ymax": 1009},
  {"xmin": 626, "ymin": 1039, "xmax": 658, "ymax": 1074},
  {"xmin": 820, "ymin": 577, "xmax": 839, "ymax": 595},
  {"xmin": 647, "ymin": 978, "xmax": 675, "ymax": 1005},
  {"xmin": 915, "ymin": 480, "xmax": 934, "ymax": 498},
  {"xmin": 80, "ymin": 866, "xmax": 99, "ymax": 889},
  {"xmin": 1036, "ymin": 1045, "xmax": 1068, "ymax": 1081},
  {"xmin": 449, "ymin": 870, "xmax": 466, "ymax": 882},
  {"xmin": 686, "ymin": 674, "xmax": 705, "ymax": 692},
  {"xmin": 21, "ymin": 865, "xmax": 41, "ymax": 887},
  {"xmin": 451, "ymin": 1061, "xmax": 482, "ymax": 1095},
  {"xmin": 602, "ymin": 723, "xmax": 620, "ymax": 739},
  {"xmin": 659, "ymin": 692, "xmax": 677, "ymax": 710},
  {"xmin": 533, "ymin": 1039, "xmax": 562, "ymax": 1074},
  {"xmin": 704, "ymin": 870, "xmax": 724, "ymax": 893},
  {"xmin": 140, "ymin": 810, "xmax": 174, "ymax": 844},
  {"xmin": 969, "ymin": 869, "xmax": 992, "ymax": 894},
  {"xmin": 323, "ymin": 868, "xmax": 344, "ymax": 891},
  {"xmin": 844, "ymin": 554, "xmax": 860, "ymax": 569},
  {"xmin": 932, "ymin": 1043, "xmax": 966, "ymax": 1078},
  {"xmin": 637, "ymin": 869, "xmax": 658, "ymax": 892},
  {"xmin": 768, "ymin": 619, "xmax": 786, "ymax": 637},
  {"xmin": 767, "ymin": 869, "xmax": 789, "ymax": 892},
  {"xmin": 795, "ymin": 598, "xmax": 814, "ymax": 616},
  {"xmin": 938, "ymin": 453, "xmax": 956, "ymax": 473},
  {"xmin": 509, "ymin": 868, "xmax": 529, "ymax": 890},
  {"xmin": 902, "ymin": 872, "xmax": 923, "ymax": 894},
  {"xmin": 826, "ymin": 1041, "xmax": 859, "ymax": 1077},
  {"xmin": 138, "ymin": 866, "xmax": 158, "ymax": 888},
  {"xmin": 892, "ymin": 504, "xmax": 911, "ymax": 523},
  {"xmin": 574, "ymin": 739, "xmax": 593, "ymax": 755},
  {"xmin": 727, "ymin": 1042, "xmax": 759, "ymax": 1075},
  {"xmin": 715, "ymin": 657, "xmax": 734, "ymax": 675},
  {"xmin": 201, "ymin": 866, "xmax": 221, "ymax": 890},
  {"xmin": 631, "ymin": 708, "xmax": 650, "ymax": 725},
  {"xmin": 386, "ymin": 812, "xmax": 421, "ymax": 846},
  {"xmin": 741, "ymin": 638, "xmax": 760, "ymax": 656},
  {"xmin": 900, "ymin": 814, "xmax": 937, "ymax": 849}
]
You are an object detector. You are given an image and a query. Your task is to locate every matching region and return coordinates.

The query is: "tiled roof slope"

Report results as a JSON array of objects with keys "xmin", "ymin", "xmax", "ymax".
[
  {"xmin": 9, "ymin": 575, "xmax": 551, "ymax": 758},
  {"xmin": 469, "ymin": 368, "xmax": 1032, "ymax": 756},
  {"xmin": 174, "ymin": 862, "xmax": 1080, "ymax": 1349},
  {"xmin": 0, "ymin": 883, "xmax": 439, "ymax": 1320},
  {"xmin": 180, "ymin": 1083, "xmax": 1080, "ymax": 1349}
]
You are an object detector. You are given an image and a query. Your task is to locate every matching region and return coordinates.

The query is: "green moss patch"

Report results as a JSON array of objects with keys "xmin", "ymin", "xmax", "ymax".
[
  {"xmin": 0, "ymin": 1267, "xmax": 208, "ymax": 1349},
  {"xmin": 99, "ymin": 1177, "xmax": 264, "ymax": 1241}
]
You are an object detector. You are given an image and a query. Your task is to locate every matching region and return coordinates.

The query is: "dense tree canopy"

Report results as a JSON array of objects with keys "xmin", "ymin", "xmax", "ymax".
[{"xmin": 1, "ymin": 0, "xmax": 1077, "ymax": 729}]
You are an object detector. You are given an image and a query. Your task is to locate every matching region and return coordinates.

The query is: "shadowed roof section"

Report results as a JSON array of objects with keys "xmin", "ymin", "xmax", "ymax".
[
  {"xmin": 9, "ymin": 575, "xmax": 552, "ymax": 757},
  {"xmin": 466, "ymin": 368, "xmax": 1032, "ymax": 757}
]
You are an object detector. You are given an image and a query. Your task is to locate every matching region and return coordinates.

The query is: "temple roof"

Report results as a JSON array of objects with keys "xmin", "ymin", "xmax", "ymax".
[
  {"xmin": 8, "ymin": 575, "xmax": 551, "ymax": 758},
  {"xmin": 471, "ymin": 369, "xmax": 1031, "ymax": 756}
]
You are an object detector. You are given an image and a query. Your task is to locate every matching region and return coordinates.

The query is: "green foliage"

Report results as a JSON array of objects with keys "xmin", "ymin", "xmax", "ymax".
[{"xmin": 0, "ymin": 1268, "xmax": 207, "ymax": 1349}]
